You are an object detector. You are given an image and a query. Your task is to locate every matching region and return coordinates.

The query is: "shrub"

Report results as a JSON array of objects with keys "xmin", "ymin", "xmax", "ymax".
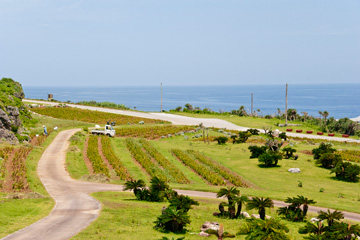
[
  {"xmin": 312, "ymin": 142, "xmax": 336, "ymax": 159},
  {"xmin": 316, "ymin": 153, "xmax": 342, "ymax": 169},
  {"xmin": 248, "ymin": 145, "xmax": 267, "ymax": 158},
  {"xmin": 258, "ymin": 152, "xmax": 282, "ymax": 167},
  {"xmin": 331, "ymin": 162, "xmax": 360, "ymax": 182},
  {"xmin": 282, "ymin": 146, "xmax": 297, "ymax": 159},
  {"xmin": 215, "ymin": 136, "xmax": 228, "ymax": 145},
  {"xmin": 247, "ymin": 128, "xmax": 259, "ymax": 135},
  {"xmin": 154, "ymin": 206, "xmax": 191, "ymax": 233}
]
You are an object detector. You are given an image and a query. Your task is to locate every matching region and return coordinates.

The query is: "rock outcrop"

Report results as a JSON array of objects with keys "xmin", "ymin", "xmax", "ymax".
[{"xmin": 0, "ymin": 78, "xmax": 29, "ymax": 143}]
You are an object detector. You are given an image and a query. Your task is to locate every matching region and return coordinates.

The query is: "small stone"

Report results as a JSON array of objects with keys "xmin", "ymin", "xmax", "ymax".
[{"xmin": 288, "ymin": 168, "xmax": 301, "ymax": 173}]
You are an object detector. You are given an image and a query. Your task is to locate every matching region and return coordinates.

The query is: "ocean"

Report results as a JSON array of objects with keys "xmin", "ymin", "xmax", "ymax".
[{"xmin": 23, "ymin": 84, "xmax": 360, "ymax": 119}]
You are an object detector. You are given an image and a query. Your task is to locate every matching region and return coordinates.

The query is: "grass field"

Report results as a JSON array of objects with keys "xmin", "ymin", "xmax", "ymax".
[{"xmin": 72, "ymin": 191, "xmax": 317, "ymax": 240}]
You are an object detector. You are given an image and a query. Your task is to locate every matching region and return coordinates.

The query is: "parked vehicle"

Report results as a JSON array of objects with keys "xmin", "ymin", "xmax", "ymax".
[{"xmin": 90, "ymin": 125, "xmax": 115, "ymax": 137}]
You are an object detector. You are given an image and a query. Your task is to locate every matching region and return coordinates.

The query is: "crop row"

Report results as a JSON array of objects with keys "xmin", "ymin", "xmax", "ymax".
[
  {"xmin": 336, "ymin": 150, "xmax": 360, "ymax": 163},
  {"xmin": 171, "ymin": 149, "xmax": 225, "ymax": 186},
  {"xmin": 125, "ymin": 138, "xmax": 167, "ymax": 180},
  {"xmin": 87, "ymin": 136, "xmax": 110, "ymax": 177},
  {"xmin": 101, "ymin": 136, "xmax": 133, "ymax": 180},
  {"xmin": 187, "ymin": 150, "xmax": 250, "ymax": 187},
  {"xmin": 11, "ymin": 147, "xmax": 31, "ymax": 191},
  {"xmin": 116, "ymin": 125, "xmax": 195, "ymax": 139},
  {"xmin": 31, "ymin": 106, "xmax": 167, "ymax": 125},
  {"xmin": 139, "ymin": 139, "xmax": 190, "ymax": 184}
]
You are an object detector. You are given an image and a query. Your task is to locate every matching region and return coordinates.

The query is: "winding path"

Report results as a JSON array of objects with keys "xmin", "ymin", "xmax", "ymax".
[{"xmin": 3, "ymin": 102, "xmax": 359, "ymax": 239}]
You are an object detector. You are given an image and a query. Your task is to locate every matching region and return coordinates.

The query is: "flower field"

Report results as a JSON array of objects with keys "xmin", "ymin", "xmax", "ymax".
[
  {"xmin": 171, "ymin": 149, "xmax": 225, "ymax": 186},
  {"xmin": 115, "ymin": 125, "xmax": 195, "ymax": 139},
  {"xmin": 0, "ymin": 146, "xmax": 32, "ymax": 192},
  {"xmin": 86, "ymin": 136, "xmax": 110, "ymax": 177},
  {"xmin": 336, "ymin": 150, "xmax": 360, "ymax": 163},
  {"xmin": 31, "ymin": 106, "xmax": 166, "ymax": 125},
  {"xmin": 101, "ymin": 136, "xmax": 132, "ymax": 180},
  {"xmin": 187, "ymin": 150, "xmax": 251, "ymax": 187}
]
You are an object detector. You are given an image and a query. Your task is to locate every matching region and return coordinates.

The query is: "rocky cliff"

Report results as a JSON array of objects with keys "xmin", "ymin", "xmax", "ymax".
[{"xmin": 0, "ymin": 78, "xmax": 29, "ymax": 143}]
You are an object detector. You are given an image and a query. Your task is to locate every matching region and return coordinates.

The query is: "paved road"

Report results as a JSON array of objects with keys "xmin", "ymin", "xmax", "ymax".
[
  {"xmin": 24, "ymin": 99, "xmax": 360, "ymax": 143},
  {"xmin": 2, "ymin": 128, "xmax": 360, "ymax": 240}
]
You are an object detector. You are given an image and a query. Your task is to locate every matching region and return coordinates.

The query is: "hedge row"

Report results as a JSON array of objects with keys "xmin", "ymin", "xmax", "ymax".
[
  {"xmin": 101, "ymin": 136, "xmax": 132, "ymax": 180},
  {"xmin": 171, "ymin": 149, "xmax": 225, "ymax": 186},
  {"xmin": 139, "ymin": 139, "xmax": 190, "ymax": 184},
  {"xmin": 125, "ymin": 138, "xmax": 167, "ymax": 179},
  {"xmin": 87, "ymin": 136, "xmax": 110, "ymax": 177},
  {"xmin": 187, "ymin": 150, "xmax": 250, "ymax": 187}
]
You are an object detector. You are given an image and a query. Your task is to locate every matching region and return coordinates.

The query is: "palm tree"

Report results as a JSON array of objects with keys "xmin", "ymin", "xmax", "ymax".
[
  {"xmin": 296, "ymin": 195, "xmax": 316, "ymax": 217},
  {"xmin": 154, "ymin": 206, "xmax": 190, "ymax": 233},
  {"xmin": 205, "ymin": 223, "xmax": 235, "ymax": 240},
  {"xmin": 243, "ymin": 218, "xmax": 290, "ymax": 240},
  {"xmin": 235, "ymin": 195, "xmax": 248, "ymax": 218},
  {"xmin": 217, "ymin": 187, "xmax": 240, "ymax": 218},
  {"xmin": 299, "ymin": 221, "xmax": 326, "ymax": 236},
  {"xmin": 123, "ymin": 179, "xmax": 146, "ymax": 196},
  {"xmin": 330, "ymin": 222, "xmax": 360, "ymax": 240},
  {"xmin": 317, "ymin": 209, "xmax": 344, "ymax": 227},
  {"xmin": 247, "ymin": 197, "xmax": 274, "ymax": 220},
  {"xmin": 169, "ymin": 195, "xmax": 199, "ymax": 212}
]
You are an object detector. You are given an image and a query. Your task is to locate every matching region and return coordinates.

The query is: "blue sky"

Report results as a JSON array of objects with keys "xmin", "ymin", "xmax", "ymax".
[{"xmin": 1, "ymin": 0, "xmax": 359, "ymax": 86}]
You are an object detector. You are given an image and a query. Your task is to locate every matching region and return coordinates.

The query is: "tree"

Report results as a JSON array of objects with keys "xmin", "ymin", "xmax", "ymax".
[
  {"xmin": 247, "ymin": 197, "xmax": 274, "ymax": 220},
  {"xmin": 296, "ymin": 195, "xmax": 316, "ymax": 217},
  {"xmin": 124, "ymin": 179, "xmax": 146, "ymax": 197},
  {"xmin": 205, "ymin": 223, "xmax": 235, "ymax": 240},
  {"xmin": 316, "ymin": 153, "xmax": 342, "ymax": 169},
  {"xmin": 216, "ymin": 187, "xmax": 240, "ymax": 219},
  {"xmin": 238, "ymin": 218, "xmax": 290, "ymax": 240},
  {"xmin": 215, "ymin": 136, "xmax": 228, "ymax": 145},
  {"xmin": 312, "ymin": 142, "xmax": 336, "ymax": 160},
  {"xmin": 317, "ymin": 210, "xmax": 344, "ymax": 227},
  {"xmin": 184, "ymin": 103, "xmax": 193, "ymax": 111},
  {"xmin": 282, "ymin": 146, "xmax": 297, "ymax": 159},
  {"xmin": 298, "ymin": 221, "xmax": 327, "ymax": 236},
  {"xmin": 258, "ymin": 152, "xmax": 283, "ymax": 167},
  {"xmin": 248, "ymin": 145, "xmax": 267, "ymax": 158},
  {"xmin": 331, "ymin": 161, "xmax": 360, "ymax": 182},
  {"xmin": 235, "ymin": 195, "xmax": 249, "ymax": 218},
  {"xmin": 154, "ymin": 206, "xmax": 190, "ymax": 233}
]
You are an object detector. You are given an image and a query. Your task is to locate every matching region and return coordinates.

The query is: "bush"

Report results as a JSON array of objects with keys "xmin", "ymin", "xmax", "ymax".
[
  {"xmin": 154, "ymin": 206, "xmax": 191, "ymax": 233},
  {"xmin": 258, "ymin": 152, "xmax": 283, "ymax": 167},
  {"xmin": 312, "ymin": 142, "xmax": 336, "ymax": 159},
  {"xmin": 247, "ymin": 128, "xmax": 259, "ymax": 135},
  {"xmin": 316, "ymin": 153, "xmax": 342, "ymax": 169},
  {"xmin": 282, "ymin": 146, "xmax": 297, "ymax": 159},
  {"xmin": 248, "ymin": 145, "xmax": 267, "ymax": 158},
  {"xmin": 215, "ymin": 136, "xmax": 228, "ymax": 145},
  {"xmin": 331, "ymin": 162, "xmax": 360, "ymax": 182}
]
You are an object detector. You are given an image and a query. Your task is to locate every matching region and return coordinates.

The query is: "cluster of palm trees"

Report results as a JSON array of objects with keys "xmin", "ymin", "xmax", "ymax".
[
  {"xmin": 277, "ymin": 195, "xmax": 316, "ymax": 222},
  {"xmin": 215, "ymin": 187, "xmax": 274, "ymax": 221},
  {"xmin": 299, "ymin": 209, "xmax": 360, "ymax": 239}
]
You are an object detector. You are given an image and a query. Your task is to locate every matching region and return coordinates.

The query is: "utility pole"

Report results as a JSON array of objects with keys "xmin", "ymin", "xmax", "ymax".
[
  {"xmin": 251, "ymin": 93, "xmax": 253, "ymax": 116},
  {"xmin": 285, "ymin": 83, "xmax": 288, "ymax": 125},
  {"xmin": 161, "ymin": 82, "xmax": 163, "ymax": 112}
]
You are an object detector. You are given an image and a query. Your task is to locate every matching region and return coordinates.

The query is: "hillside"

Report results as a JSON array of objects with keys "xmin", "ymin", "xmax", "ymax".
[{"xmin": 0, "ymin": 78, "xmax": 30, "ymax": 143}]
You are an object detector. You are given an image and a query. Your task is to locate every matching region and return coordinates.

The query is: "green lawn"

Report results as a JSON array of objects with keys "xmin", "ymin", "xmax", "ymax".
[{"xmin": 72, "ymin": 191, "xmax": 313, "ymax": 240}]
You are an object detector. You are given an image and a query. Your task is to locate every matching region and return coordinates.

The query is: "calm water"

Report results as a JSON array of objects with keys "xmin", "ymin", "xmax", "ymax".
[{"xmin": 23, "ymin": 84, "xmax": 360, "ymax": 119}]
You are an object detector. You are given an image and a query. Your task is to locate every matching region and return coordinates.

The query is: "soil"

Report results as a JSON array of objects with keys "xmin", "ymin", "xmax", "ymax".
[
  {"xmin": 82, "ymin": 137, "xmax": 94, "ymax": 174},
  {"xmin": 300, "ymin": 150, "xmax": 313, "ymax": 155}
]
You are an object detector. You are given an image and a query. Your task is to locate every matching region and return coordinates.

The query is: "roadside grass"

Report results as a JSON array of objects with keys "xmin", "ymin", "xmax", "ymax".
[
  {"xmin": 66, "ymin": 131, "xmax": 89, "ymax": 179},
  {"xmin": 72, "ymin": 191, "xmax": 310, "ymax": 240},
  {"xmin": 0, "ymin": 197, "xmax": 54, "ymax": 238}
]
